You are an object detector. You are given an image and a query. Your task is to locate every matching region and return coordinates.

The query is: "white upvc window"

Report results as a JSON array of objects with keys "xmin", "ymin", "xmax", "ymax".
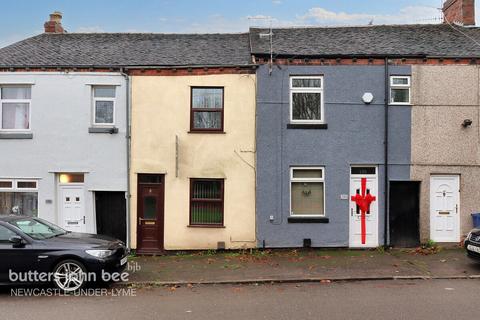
[
  {"xmin": 92, "ymin": 86, "xmax": 116, "ymax": 126},
  {"xmin": 0, "ymin": 85, "xmax": 31, "ymax": 131},
  {"xmin": 289, "ymin": 76, "xmax": 324, "ymax": 124},
  {"xmin": 0, "ymin": 178, "xmax": 38, "ymax": 216},
  {"xmin": 390, "ymin": 76, "xmax": 411, "ymax": 105},
  {"xmin": 290, "ymin": 167, "xmax": 325, "ymax": 217}
]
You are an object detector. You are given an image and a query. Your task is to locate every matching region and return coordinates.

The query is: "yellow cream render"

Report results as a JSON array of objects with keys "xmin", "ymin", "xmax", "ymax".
[
  {"xmin": 411, "ymin": 65, "xmax": 480, "ymax": 241},
  {"xmin": 130, "ymin": 74, "xmax": 256, "ymax": 250}
]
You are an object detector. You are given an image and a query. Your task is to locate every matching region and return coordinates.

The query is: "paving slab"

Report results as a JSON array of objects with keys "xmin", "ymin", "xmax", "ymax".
[{"xmin": 124, "ymin": 248, "xmax": 480, "ymax": 285}]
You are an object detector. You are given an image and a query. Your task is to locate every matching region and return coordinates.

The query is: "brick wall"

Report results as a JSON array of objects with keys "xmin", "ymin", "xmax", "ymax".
[{"xmin": 443, "ymin": 0, "xmax": 475, "ymax": 26}]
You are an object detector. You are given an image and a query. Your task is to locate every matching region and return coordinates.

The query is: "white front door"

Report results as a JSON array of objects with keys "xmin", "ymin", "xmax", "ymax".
[
  {"xmin": 349, "ymin": 167, "xmax": 379, "ymax": 248},
  {"xmin": 430, "ymin": 175, "xmax": 460, "ymax": 242},
  {"xmin": 60, "ymin": 186, "xmax": 86, "ymax": 233}
]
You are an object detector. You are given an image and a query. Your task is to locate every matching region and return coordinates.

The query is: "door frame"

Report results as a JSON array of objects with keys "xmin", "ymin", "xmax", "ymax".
[
  {"xmin": 429, "ymin": 174, "xmax": 460, "ymax": 243},
  {"xmin": 349, "ymin": 165, "xmax": 379, "ymax": 248},
  {"xmin": 389, "ymin": 180, "xmax": 421, "ymax": 247},
  {"xmin": 136, "ymin": 174, "xmax": 165, "ymax": 254},
  {"xmin": 57, "ymin": 184, "xmax": 86, "ymax": 233}
]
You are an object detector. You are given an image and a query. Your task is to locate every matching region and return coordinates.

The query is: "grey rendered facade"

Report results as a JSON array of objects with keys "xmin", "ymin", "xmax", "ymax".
[
  {"xmin": 0, "ymin": 72, "xmax": 127, "ymax": 235},
  {"xmin": 255, "ymin": 64, "xmax": 412, "ymax": 248}
]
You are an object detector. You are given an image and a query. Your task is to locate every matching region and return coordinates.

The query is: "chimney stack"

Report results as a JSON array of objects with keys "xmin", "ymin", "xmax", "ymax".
[
  {"xmin": 44, "ymin": 11, "xmax": 65, "ymax": 33},
  {"xmin": 443, "ymin": 0, "xmax": 476, "ymax": 26}
]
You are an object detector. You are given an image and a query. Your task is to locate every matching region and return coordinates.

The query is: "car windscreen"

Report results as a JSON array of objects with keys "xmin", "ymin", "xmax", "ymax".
[{"xmin": 9, "ymin": 218, "xmax": 67, "ymax": 240}]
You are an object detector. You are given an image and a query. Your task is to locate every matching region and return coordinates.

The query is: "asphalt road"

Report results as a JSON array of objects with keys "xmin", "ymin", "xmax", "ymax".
[{"xmin": 0, "ymin": 280, "xmax": 478, "ymax": 320}]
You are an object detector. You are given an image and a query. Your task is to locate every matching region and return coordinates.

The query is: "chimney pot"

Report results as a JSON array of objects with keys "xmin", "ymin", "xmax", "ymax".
[
  {"xmin": 443, "ymin": 0, "xmax": 476, "ymax": 26},
  {"xmin": 44, "ymin": 11, "xmax": 65, "ymax": 33}
]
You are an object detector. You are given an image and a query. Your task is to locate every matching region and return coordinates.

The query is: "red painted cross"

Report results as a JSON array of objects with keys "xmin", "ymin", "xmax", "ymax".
[{"xmin": 351, "ymin": 178, "xmax": 376, "ymax": 245}]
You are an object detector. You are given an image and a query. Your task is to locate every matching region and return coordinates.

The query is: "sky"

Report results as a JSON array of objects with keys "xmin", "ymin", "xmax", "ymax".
[{"xmin": 0, "ymin": 0, "xmax": 477, "ymax": 48}]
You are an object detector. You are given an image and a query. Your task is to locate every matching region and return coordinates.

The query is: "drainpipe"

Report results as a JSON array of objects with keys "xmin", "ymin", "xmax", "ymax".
[
  {"xmin": 120, "ymin": 68, "xmax": 131, "ymax": 249},
  {"xmin": 384, "ymin": 57, "xmax": 389, "ymax": 248}
]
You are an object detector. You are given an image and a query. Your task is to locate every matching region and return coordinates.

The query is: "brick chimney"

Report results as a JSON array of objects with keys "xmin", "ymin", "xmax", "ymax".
[
  {"xmin": 44, "ymin": 11, "xmax": 66, "ymax": 33},
  {"xmin": 443, "ymin": 0, "xmax": 476, "ymax": 26}
]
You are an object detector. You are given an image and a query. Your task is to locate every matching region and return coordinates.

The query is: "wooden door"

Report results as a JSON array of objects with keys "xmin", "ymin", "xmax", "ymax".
[{"xmin": 137, "ymin": 175, "xmax": 164, "ymax": 254}]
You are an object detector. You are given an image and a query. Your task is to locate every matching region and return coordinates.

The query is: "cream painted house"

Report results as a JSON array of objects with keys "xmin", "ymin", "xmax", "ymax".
[
  {"xmin": 411, "ymin": 65, "xmax": 480, "ymax": 243},
  {"xmin": 130, "ymin": 72, "xmax": 256, "ymax": 252}
]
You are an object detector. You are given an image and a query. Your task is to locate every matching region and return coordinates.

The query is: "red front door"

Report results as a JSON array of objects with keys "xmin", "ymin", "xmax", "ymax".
[{"xmin": 137, "ymin": 175, "xmax": 164, "ymax": 254}]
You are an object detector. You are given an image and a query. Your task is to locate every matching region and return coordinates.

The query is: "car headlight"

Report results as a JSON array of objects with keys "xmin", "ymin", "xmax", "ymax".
[
  {"xmin": 85, "ymin": 249, "xmax": 114, "ymax": 258},
  {"xmin": 467, "ymin": 231, "xmax": 473, "ymax": 241}
]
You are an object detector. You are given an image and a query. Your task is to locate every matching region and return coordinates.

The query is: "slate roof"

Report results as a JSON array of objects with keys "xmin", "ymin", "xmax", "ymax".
[
  {"xmin": 0, "ymin": 32, "xmax": 252, "ymax": 67},
  {"xmin": 250, "ymin": 24, "xmax": 480, "ymax": 58}
]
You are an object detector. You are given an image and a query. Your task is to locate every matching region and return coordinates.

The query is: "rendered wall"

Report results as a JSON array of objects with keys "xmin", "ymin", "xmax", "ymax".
[
  {"xmin": 411, "ymin": 65, "xmax": 480, "ymax": 241},
  {"xmin": 130, "ymin": 74, "xmax": 256, "ymax": 250},
  {"xmin": 256, "ymin": 65, "xmax": 412, "ymax": 248},
  {"xmin": 0, "ymin": 72, "xmax": 128, "ymax": 233}
]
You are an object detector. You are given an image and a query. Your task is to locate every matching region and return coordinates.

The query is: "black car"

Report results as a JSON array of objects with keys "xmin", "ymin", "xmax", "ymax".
[
  {"xmin": 0, "ymin": 215, "xmax": 129, "ymax": 292},
  {"xmin": 464, "ymin": 228, "xmax": 480, "ymax": 260}
]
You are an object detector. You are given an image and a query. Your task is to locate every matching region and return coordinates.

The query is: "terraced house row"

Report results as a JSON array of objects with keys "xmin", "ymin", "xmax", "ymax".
[{"xmin": 1, "ymin": 0, "xmax": 480, "ymax": 253}]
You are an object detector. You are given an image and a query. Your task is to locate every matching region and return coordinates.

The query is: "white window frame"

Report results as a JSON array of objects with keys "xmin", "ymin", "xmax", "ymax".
[
  {"xmin": 15, "ymin": 180, "xmax": 38, "ymax": 191},
  {"xmin": 0, "ymin": 180, "xmax": 14, "ymax": 191},
  {"xmin": 0, "ymin": 85, "xmax": 32, "ymax": 132},
  {"xmin": 289, "ymin": 76, "xmax": 324, "ymax": 124},
  {"xmin": 0, "ymin": 178, "xmax": 39, "ymax": 216},
  {"xmin": 389, "ymin": 76, "xmax": 411, "ymax": 105},
  {"xmin": 92, "ymin": 86, "xmax": 116, "ymax": 126},
  {"xmin": 290, "ymin": 166, "xmax": 326, "ymax": 217},
  {"xmin": 0, "ymin": 179, "xmax": 38, "ymax": 192}
]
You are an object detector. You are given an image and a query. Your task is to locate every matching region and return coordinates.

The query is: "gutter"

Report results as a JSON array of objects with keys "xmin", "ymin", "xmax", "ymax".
[
  {"xmin": 120, "ymin": 68, "xmax": 132, "ymax": 249},
  {"xmin": 384, "ymin": 58, "xmax": 389, "ymax": 247},
  {"xmin": 0, "ymin": 64, "xmax": 258, "ymax": 71}
]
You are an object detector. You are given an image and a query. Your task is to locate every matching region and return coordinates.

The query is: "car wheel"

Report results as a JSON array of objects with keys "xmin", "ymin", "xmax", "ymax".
[{"xmin": 52, "ymin": 259, "xmax": 87, "ymax": 293}]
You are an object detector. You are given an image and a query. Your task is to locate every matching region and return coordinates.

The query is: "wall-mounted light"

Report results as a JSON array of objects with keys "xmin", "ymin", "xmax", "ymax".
[
  {"xmin": 462, "ymin": 119, "xmax": 473, "ymax": 128},
  {"xmin": 362, "ymin": 92, "xmax": 374, "ymax": 104}
]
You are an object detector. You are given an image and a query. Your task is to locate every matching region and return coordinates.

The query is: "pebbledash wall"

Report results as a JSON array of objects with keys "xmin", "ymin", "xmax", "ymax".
[
  {"xmin": 130, "ymin": 73, "xmax": 256, "ymax": 250},
  {"xmin": 0, "ymin": 72, "xmax": 127, "ymax": 232},
  {"xmin": 255, "ymin": 64, "xmax": 412, "ymax": 248},
  {"xmin": 411, "ymin": 65, "xmax": 480, "ymax": 241}
]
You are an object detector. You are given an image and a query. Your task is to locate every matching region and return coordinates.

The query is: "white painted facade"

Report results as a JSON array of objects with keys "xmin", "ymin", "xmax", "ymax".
[{"xmin": 0, "ymin": 72, "xmax": 127, "ymax": 233}]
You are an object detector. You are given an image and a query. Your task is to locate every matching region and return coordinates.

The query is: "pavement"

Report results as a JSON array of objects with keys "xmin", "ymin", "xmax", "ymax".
[
  {"xmin": 124, "ymin": 247, "xmax": 480, "ymax": 285},
  {"xmin": 2, "ymin": 280, "xmax": 479, "ymax": 320}
]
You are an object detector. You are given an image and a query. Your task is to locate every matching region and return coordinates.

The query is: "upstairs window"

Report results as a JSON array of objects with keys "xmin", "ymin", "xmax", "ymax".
[
  {"xmin": 189, "ymin": 179, "xmax": 224, "ymax": 226},
  {"xmin": 190, "ymin": 87, "xmax": 224, "ymax": 132},
  {"xmin": 290, "ymin": 76, "xmax": 324, "ymax": 123},
  {"xmin": 390, "ymin": 76, "xmax": 411, "ymax": 104},
  {"xmin": 0, "ymin": 86, "xmax": 31, "ymax": 131},
  {"xmin": 93, "ymin": 86, "xmax": 116, "ymax": 126}
]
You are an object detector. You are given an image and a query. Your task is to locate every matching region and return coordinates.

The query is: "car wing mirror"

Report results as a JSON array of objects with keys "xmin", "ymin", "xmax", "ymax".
[{"xmin": 9, "ymin": 236, "xmax": 25, "ymax": 247}]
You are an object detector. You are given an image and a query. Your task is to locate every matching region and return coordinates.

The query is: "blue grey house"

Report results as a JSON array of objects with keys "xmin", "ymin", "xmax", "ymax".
[{"xmin": 250, "ymin": 23, "xmax": 480, "ymax": 248}]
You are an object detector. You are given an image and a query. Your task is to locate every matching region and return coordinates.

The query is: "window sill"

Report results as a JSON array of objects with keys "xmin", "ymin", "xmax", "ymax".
[
  {"xmin": 287, "ymin": 216, "xmax": 329, "ymax": 223},
  {"xmin": 389, "ymin": 103, "xmax": 411, "ymax": 106},
  {"xmin": 0, "ymin": 132, "xmax": 33, "ymax": 139},
  {"xmin": 187, "ymin": 224, "xmax": 225, "ymax": 228},
  {"xmin": 188, "ymin": 131, "xmax": 226, "ymax": 134},
  {"xmin": 287, "ymin": 123, "xmax": 328, "ymax": 129},
  {"xmin": 88, "ymin": 127, "xmax": 118, "ymax": 134}
]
